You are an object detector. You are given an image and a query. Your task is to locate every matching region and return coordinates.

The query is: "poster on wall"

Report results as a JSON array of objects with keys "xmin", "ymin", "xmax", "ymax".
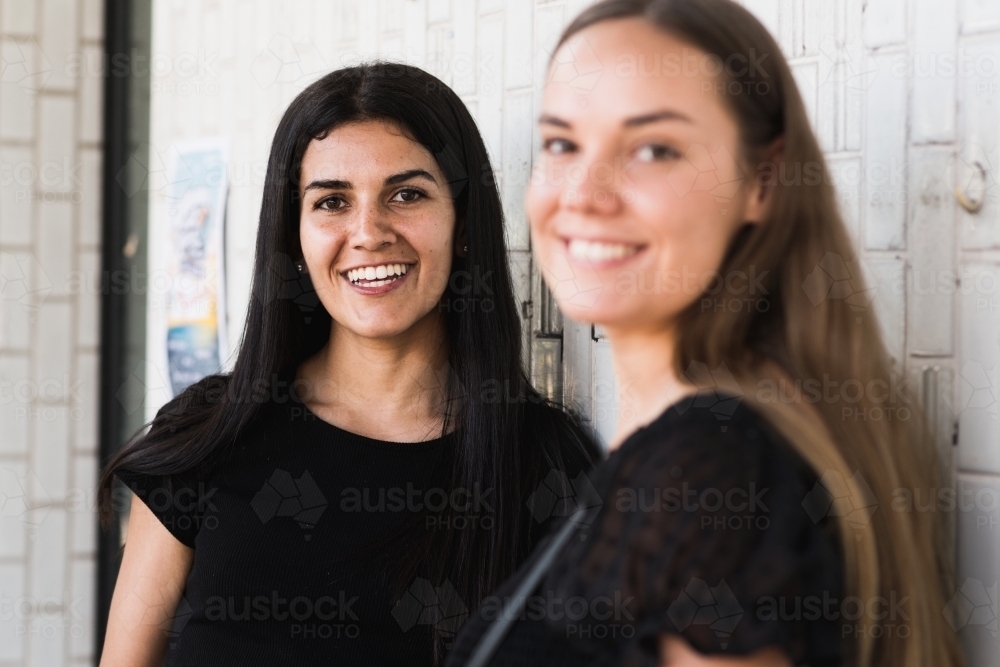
[{"xmin": 163, "ymin": 137, "xmax": 229, "ymax": 398}]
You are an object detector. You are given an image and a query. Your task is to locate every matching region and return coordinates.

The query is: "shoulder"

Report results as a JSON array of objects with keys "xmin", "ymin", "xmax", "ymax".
[
  {"xmin": 515, "ymin": 396, "xmax": 603, "ymax": 548},
  {"xmin": 611, "ymin": 390, "xmax": 817, "ymax": 497},
  {"xmin": 151, "ymin": 373, "xmax": 232, "ymax": 426},
  {"xmin": 519, "ymin": 395, "xmax": 603, "ymax": 475},
  {"xmin": 137, "ymin": 373, "xmax": 247, "ymax": 479},
  {"xmin": 541, "ymin": 391, "xmax": 845, "ymax": 661}
]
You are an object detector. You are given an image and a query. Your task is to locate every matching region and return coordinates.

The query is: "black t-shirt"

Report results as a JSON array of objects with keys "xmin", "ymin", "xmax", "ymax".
[
  {"xmin": 444, "ymin": 391, "xmax": 846, "ymax": 667},
  {"xmin": 116, "ymin": 383, "xmax": 462, "ymax": 665}
]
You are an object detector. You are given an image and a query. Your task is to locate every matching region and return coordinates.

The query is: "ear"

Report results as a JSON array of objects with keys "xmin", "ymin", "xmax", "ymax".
[
  {"xmin": 454, "ymin": 215, "xmax": 468, "ymax": 258},
  {"xmin": 743, "ymin": 136, "xmax": 784, "ymax": 225}
]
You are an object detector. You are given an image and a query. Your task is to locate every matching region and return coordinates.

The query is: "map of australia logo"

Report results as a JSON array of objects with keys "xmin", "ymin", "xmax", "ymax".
[{"xmin": 251, "ymin": 469, "xmax": 327, "ymax": 540}]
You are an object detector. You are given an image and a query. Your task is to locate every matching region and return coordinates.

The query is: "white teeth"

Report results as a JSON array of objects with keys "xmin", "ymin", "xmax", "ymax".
[
  {"xmin": 567, "ymin": 239, "xmax": 640, "ymax": 262},
  {"xmin": 346, "ymin": 263, "xmax": 411, "ymax": 285}
]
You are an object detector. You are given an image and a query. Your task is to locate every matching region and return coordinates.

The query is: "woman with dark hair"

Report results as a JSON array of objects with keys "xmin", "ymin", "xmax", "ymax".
[
  {"xmin": 97, "ymin": 63, "xmax": 599, "ymax": 667},
  {"xmin": 446, "ymin": 1, "xmax": 962, "ymax": 666}
]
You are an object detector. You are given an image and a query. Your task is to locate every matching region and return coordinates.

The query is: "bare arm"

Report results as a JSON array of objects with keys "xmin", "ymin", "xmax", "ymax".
[
  {"xmin": 99, "ymin": 491, "xmax": 195, "ymax": 667},
  {"xmin": 660, "ymin": 636, "xmax": 793, "ymax": 667}
]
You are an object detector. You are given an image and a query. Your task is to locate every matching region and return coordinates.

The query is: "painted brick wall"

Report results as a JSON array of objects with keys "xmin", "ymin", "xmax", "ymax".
[
  {"xmin": 1, "ymin": 1, "xmax": 994, "ymax": 666},
  {"xmin": 0, "ymin": 0, "xmax": 105, "ymax": 666},
  {"xmin": 139, "ymin": 0, "xmax": 999, "ymax": 662},
  {"xmin": 137, "ymin": 0, "xmax": 1000, "ymax": 665}
]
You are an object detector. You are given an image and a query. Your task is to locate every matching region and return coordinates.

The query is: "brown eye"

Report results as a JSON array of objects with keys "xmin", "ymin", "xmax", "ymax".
[
  {"xmin": 391, "ymin": 188, "xmax": 426, "ymax": 203},
  {"xmin": 543, "ymin": 138, "xmax": 576, "ymax": 155},
  {"xmin": 316, "ymin": 195, "xmax": 347, "ymax": 211},
  {"xmin": 635, "ymin": 144, "xmax": 679, "ymax": 162}
]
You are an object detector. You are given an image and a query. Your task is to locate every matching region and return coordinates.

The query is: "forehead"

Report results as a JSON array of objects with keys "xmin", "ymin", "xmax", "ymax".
[
  {"xmin": 300, "ymin": 120, "xmax": 440, "ymax": 178},
  {"xmin": 543, "ymin": 18, "xmax": 729, "ymax": 127}
]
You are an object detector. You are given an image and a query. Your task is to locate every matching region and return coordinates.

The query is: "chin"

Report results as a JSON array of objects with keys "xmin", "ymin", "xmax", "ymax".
[
  {"xmin": 559, "ymin": 297, "xmax": 679, "ymax": 333},
  {"xmin": 556, "ymin": 298, "xmax": 636, "ymax": 327},
  {"xmin": 336, "ymin": 316, "xmax": 415, "ymax": 340}
]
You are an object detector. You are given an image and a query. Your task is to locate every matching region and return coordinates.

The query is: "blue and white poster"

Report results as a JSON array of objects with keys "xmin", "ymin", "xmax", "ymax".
[{"xmin": 163, "ymin": 138, "xmax": 229, "ymax": 397}]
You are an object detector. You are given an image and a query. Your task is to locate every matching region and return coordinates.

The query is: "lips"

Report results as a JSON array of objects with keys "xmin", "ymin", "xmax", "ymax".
[{"xmin": 344, "ymin": 263, "xmax": 411, "ymax": 287}]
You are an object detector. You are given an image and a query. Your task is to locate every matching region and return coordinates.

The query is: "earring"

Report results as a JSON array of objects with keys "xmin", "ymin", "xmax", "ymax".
[
  {"xmin": 295, "ymin": 260, "xmax": 305, "ymax": 274},
  {"xmin": 463, "ymin": 245, "xmax": 468, "ymax": 253}
]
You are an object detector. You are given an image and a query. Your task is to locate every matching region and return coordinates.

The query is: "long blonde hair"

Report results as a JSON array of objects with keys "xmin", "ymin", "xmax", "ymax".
[{"xmin": 556, "ymin": 1, "xmax": 961, "ymax": 665}]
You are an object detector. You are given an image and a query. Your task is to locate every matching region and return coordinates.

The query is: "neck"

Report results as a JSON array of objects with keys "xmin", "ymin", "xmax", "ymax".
[
  {"xmin": 297, "ymin": 310, "xmax": 451, "ymax": 441},
  {"xmin": 603, "ymin": 321, "xmax": 696, "ymax": 450}
]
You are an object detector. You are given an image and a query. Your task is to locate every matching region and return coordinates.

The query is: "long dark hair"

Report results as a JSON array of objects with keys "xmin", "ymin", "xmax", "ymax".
[
  {"xmin": 99, "ymin": 62, "xmax": 599, "ymax": 660},
  {"xmin": 554, "ymin": 2, "xmax": 961, "ymax": 666}
]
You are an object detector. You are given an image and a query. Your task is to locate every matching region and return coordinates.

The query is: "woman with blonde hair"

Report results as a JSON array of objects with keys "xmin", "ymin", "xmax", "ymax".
[{"xmin": 446, "ymin": 0, "xmax": 962, "ymax": 665}]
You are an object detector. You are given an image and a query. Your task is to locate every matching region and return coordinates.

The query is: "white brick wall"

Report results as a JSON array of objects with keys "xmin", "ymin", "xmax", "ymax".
[
  {"xmin": 140, "ymin": 1, "xmax": 1000, "ymax": 660},
  {"xmin": 0, "ymin": 0, "xmax": 970, "ymax": 664},
  {"xmin": 0, "ymin": 0, "xmax": 104, "ymax": 666}
]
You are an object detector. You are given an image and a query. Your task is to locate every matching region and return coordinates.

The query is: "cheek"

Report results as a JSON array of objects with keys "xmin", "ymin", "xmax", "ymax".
[
  {"xmin": 525, "ymin": 178, "xmax": 559, "ymax": 237},
  {"xmin": 632, "ymin": 190, "xmax": 735, "ymax": 281},
  {"xmin": 299, "ymin": 216, "xmax": 343, "ymax": 264},
  {"xmin": 404, "ymin": 209, "xmax": 455, "ymax": 281},
  {"xmin": 420, "ymin": 209, "xmax": 455, "ymax": 255}
]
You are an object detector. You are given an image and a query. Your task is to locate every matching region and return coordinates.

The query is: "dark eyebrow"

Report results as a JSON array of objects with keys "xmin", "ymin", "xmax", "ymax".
[
  {"xmin": 539, "ymin": 114, "xmax": 572, "ymax": 128},
  {"xmin": 538, "ymin": 109, "xmax": 694, "ymax": 129},
  {"xmin": 623, "ymin": 109, "xmax": 694, "ymax": 127},
  {"xmin": 384, "ymin": 168, "xmax": 437, "ymax": 186},
  {"xmin": 304, "ymin": 179, "xmax": 351, "ymax": 192},
  {"xmin": 303, "ymin": 169, "xmax": 437, "ymax": 193}
]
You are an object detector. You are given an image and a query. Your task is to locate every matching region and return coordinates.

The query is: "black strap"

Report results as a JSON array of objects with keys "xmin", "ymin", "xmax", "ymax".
[{"xmin": 464, "ymin": 507, "xmax": 587, "ymax": 667}]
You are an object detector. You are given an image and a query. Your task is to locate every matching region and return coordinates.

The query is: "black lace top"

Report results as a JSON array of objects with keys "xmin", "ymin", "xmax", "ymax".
[{"xmin": 444, "ymin": 391, "xmax": 845, "ymax": 667}]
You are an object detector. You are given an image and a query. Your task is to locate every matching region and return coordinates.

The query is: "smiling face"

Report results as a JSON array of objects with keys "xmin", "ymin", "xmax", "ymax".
[
  {"xmin": 527, "ymin": 18, "xmax": 771, "ymax": 332},
  {"xmin": 298, "ymin": 120, "xmax": 457, "ymax": 340}
]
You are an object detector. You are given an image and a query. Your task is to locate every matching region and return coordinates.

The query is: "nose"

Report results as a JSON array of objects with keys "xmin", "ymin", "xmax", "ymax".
[
  {"xmin": 558, "ymin": 148, "xmax": 625, "ymax": 216},
  {"xmin": 349, "ymin": 198, "xmax": 397, "ymax": 250}
]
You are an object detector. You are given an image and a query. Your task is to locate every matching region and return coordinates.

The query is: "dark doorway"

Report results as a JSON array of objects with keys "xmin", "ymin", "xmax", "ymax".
[{"xmin": 97, "ymin": 0, "xmax": 153, "ymax": 658}]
